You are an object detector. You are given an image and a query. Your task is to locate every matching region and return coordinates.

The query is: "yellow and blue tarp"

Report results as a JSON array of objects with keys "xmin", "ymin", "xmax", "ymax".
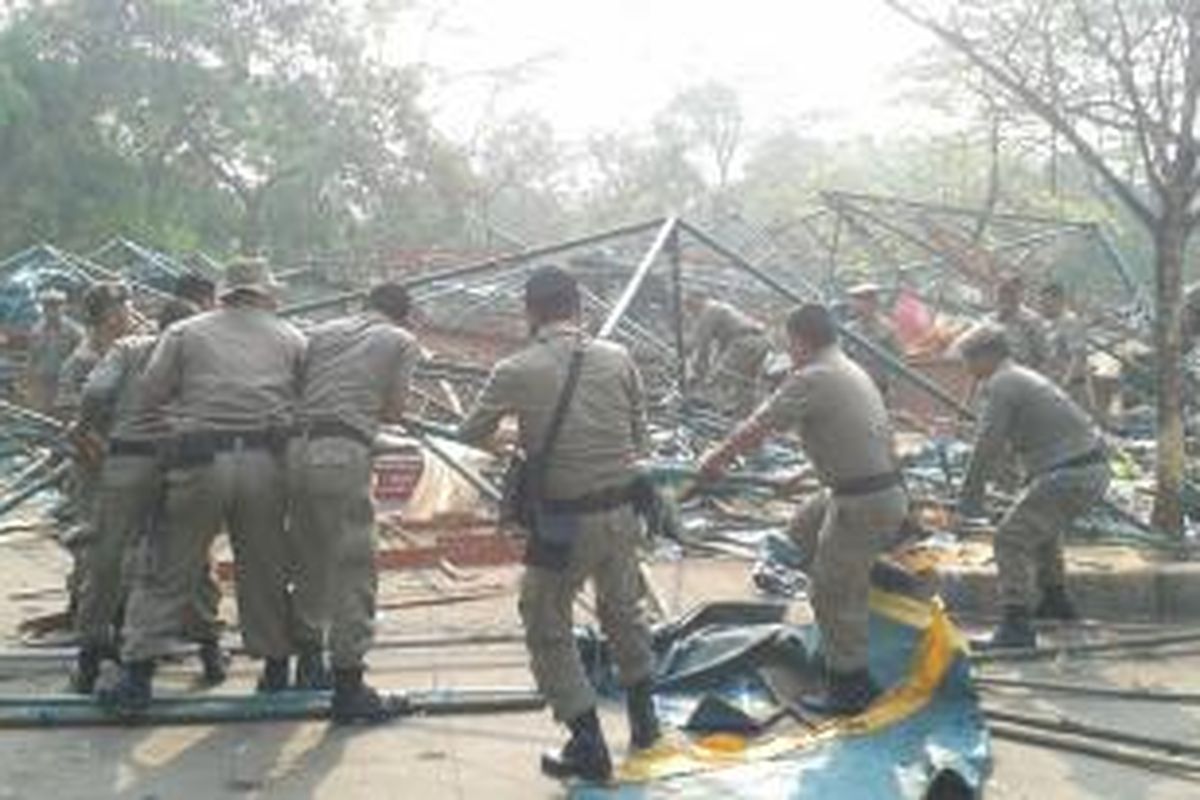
[{"xmin": 572, "ymin": 589, "xmax": 990, "ymax": 799}]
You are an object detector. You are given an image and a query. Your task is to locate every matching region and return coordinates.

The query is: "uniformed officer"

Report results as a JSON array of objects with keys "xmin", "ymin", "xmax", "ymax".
[
  {"xmin": 843, "ymin": 282, "xmax": 902, "ymax": 398},
  {"xmin": 686, "ymin": 295, "xmax": 773, "ymax": 417},
  {"xmin": 699, "ymin": 303, "xmax": 908, "ymax": 715},
  {"xmin": 70, "ymin": 299, "xmax": 225, "ymax": 693},
  {"xmin": 25, "ymin": 288, "xmax": 82, "ymax": 413},
  {"xmin": 955, "ymin": 324, "xmax": 1111, "ymax": 649},
  {"xmin": 56, "ymin": 283, "xmax": 132, "ymax": 419},
  {"xmin": 58, "ymin": 284, "xmax": 133, "ymax": 622},
  {"xmin": 458, "ymin": 265, "xmax": 659, "ymax": 782},
  {"xmin": 991, "ymin": 273, "xmax": 1048, "ymax": 371},
  {"xmin": 287, "ymin": 282, "xmax": 419, "ymax": 721},
  {"xmin": 104, "ymin": 257, "xmax": 306, "ymax": 710},
  {"xmin": 1038, "ymin": 281, "xmax": 1096, "ymax": 414}
]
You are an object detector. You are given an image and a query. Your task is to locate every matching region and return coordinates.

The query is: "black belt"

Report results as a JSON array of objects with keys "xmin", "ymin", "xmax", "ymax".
[
  {"xmin": 298, "ymin": 419, "xmax": 373, "ymax": 448},
  {"xmin": 182, "ymin": 428, "xmax": 279, "ymax": 453},
  {"xmin": 1042, "ymin": 447, "xmax": 1106, "ymax": 476},
  {"xmin": 108, "ymin": 439, "xmax": 158, "ymax": 457},
  {"xmin": 542, "ymin": 484, "xmax": 634, "ymax": 514},
  {"xmin": 832, "ymin": 471, "xmax": 904, "ymax": 498}
]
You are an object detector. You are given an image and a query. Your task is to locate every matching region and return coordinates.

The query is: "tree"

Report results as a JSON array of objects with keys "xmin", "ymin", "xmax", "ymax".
[
  {"xmin": 657, "ymin": 81, "xmax": 744, "ymax": 204},
  {"xmin": 0, "ymin": 0, "xmax": 465, "ymax": 257},
  {"xmin": 885, "ymin": 0, "xmax": 1200, "ymax": 534}
]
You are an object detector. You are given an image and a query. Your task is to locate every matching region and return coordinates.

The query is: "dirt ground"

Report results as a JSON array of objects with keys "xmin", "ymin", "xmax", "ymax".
[{"xmin": 0, "ymin": 528, "xmax": 1198, "ymax": 799}]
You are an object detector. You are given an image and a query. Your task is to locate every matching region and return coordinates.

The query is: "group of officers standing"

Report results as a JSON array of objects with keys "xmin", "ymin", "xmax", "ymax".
[{"xmin": 21, "ymin": 257, "xmax": 1111, "ymax": 783}]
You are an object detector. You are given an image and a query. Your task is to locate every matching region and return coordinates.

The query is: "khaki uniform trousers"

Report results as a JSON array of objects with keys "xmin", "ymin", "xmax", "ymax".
[
  {"xmin": 286, "ymin": 436, "xmax": 376, "ymax": 669},
  {"xmin": 520, "ymin": 505, "xmax": 655, "ymax": 723},
  {"xmin": 786, "ymin": 486, "xmax": 909, "ymax": 673},
  {"xmin": 122, "ymin": 447, "xmax": 290, "ymax": 662},
  {"xmin": 76, "ymin": 453, "xmax": 220, "ymax": 646},
  {"xmin": 995, "ymin": 463, "xmax": 1110, "ymax": 608},
  {"xmin": 711, "ymin": 334, "xmax": 771, "ymax": 418}
]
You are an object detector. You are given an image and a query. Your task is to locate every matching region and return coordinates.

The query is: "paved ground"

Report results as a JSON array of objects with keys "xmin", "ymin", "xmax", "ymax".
[{"xmin": 0, "ymin": 527, "xmax": 1198, "ymax": 799}]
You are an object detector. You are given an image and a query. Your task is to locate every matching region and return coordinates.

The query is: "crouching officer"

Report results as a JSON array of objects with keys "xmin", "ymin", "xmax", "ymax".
[
  {"xmin": 71, "ymin": 299, "xmax": 225, "ymax": 693},
  {"xmin": 955, "ymin": 325, "xmax": 1110, "ymax": 649},
  {"xmin": 104, "ymin": 258, "xmax": 306, "ymax": 710},
  {"xmin": 287, "ymin": 282, "xmax": 419, "ymax": 721},
  {"xmin": 458, "ymin": 265, "xmax": 660, "ymax": 783},
  {"xmin": 699, "ymin": 304, "xmax": 908, "ymax": 715}
]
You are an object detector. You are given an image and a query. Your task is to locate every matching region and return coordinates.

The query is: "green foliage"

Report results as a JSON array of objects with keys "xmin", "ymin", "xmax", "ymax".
[{"xmin": 0, "ymin": 0, "xmax": 468, "ymax": 258}]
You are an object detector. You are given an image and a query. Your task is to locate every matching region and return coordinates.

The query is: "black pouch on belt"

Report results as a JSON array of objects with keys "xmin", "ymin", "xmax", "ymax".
[{"xmin": 172, "ymin": 434, "xmax": 216, "ymax": 468}]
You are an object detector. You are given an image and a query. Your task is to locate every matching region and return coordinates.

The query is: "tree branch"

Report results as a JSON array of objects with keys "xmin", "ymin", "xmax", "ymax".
[{"xmin": 883, "ymin": 0, "xmax": 1157, "ymax": 228}]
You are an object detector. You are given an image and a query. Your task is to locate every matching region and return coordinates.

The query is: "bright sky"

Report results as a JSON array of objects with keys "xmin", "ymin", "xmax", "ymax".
[{"xmin": 395, "ymin": 0, "xmax": 943, "ymax": 144}]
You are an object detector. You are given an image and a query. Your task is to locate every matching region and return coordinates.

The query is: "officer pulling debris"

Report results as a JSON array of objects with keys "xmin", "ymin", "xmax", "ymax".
[
  {"xmin": 954, "ymin": 323, "xmax": 1111, "ymax": 650},
  {"xmin": 70, "ymin": 298, "xmax": 225, "ymax": 694},
  {"xmin": 287, "ymin": 281, "xmax": 420, "ymax": 722},
  {"xmin": 686, "ymin": 294, "xmax": 773, "ymax": 417},
  {"xmin": 458, "ymin": 265, "xmax": 661, "ymax": 783},
  {"xmin": 104, "ymin": 257, "xmax": 306, "ymax": 710},
  {"xmin": 699, "ymin": 303, "xmax": 909, "ymax": 715}
]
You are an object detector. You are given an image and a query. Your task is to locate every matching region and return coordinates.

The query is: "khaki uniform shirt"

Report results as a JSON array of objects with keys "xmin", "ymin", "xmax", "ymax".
[
  {"xmin": 459, "ymin": 321, "xmax": 648, "ymax": 500},
  {"xmin": 753, "ymin": 345, "xmax": 897, "ymax": 487},
  {"xmin": 297, "ymin": 311, "xmax": 420, "ymax": 441},
  {"xmin": 79, "ymin": 335, "xmax": 165, "ymax": 442},
  {"xmin": 55, "ymin": 339, "xmax": 104, "ymax": 416},
  {"xmin": 139, "ymin": 306, "xmax": 306, "ymax": 433},
  {"xmin": 691, "ymin": 301, "xmax": 765, "ymax": 379},
  {"xmin": 992, "ymin": 307, "xmax": 1048, "ymax": 370},
  {"xmin": 960, "ymin": 360, "xmax": 1102, "ymax": 507}
]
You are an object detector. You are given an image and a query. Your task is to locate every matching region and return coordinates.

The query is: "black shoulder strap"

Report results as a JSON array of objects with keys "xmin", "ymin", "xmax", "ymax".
[{"xmin": 536, "ymin": 344, "xmax": 586, "ymax": 465}]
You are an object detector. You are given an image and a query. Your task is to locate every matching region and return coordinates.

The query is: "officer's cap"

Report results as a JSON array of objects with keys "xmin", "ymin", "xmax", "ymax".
[{"xmin": 219, "ymin": 256, "xmax": 281, "ymax": 299}]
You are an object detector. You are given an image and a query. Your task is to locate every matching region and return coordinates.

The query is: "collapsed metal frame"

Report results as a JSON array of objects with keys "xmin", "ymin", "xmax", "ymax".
[{"xmin": 282, "ymin": 214, "xmax": 974, "ymax": 422}]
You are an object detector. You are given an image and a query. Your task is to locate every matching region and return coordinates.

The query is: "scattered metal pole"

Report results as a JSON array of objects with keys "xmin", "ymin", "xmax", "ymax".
[
  {"xmin": 977, "ymin": 675, "xmax": 1200, "ymax": 703},
  {"xmin": 596, "ymin": 218, "xmax": 678, "ymax": 339},
  {"xmin": 0, "ymin": 688, "xmax": 544, "ymax": 729},
  {"xmin": 989, "ymin": 722, "xmax": 1200, "ymax": 778},
  {"xmin": 972, "ymin": 629, "xmax": 1200, "ymax": 664},
  {"xmin": 281, "ymin": 217, "xmax": 669, "ymax": 317},
  {"xmin": 669, "ymin": 226, "xmax": 688, "ymax": 406}
]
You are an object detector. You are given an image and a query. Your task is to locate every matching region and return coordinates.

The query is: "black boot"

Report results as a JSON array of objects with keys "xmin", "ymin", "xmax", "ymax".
[
  {"xmin": 626, "ymin": 680, "xmax": 661, "ymax": 751},
  {"xmin": 197, "ymin": 640, "xmax": 228, "ymax": 686},
  {"xmin": 69, "ymin": 646, "xmax": 103, "ymax": 695},
  {"xmin": 294, "ymin": 648, "xmax": 332, "ymax": 690},
  {"xmin": 256, "ymin": 657, "xmax": 290, "ymax": 693},
  {"xmin": 540, "ymin": 708, "xmax": 613, "ymax": 783},
  {"xmin": 331, "ymin": 668, "xmax": 397, "ymax": 724},
  {"xmin": 977, "ymin": 605, "xmax": 1037, "ymax": 650},
  {"xmin": 99, "ymin": 659, "xmax": 155, "ymax": 713},
  {"xmin": 1034, "ymin": 586, "xmax": 1079, "ymax": 622},
  {"xmin": 800, "ymin": 669, "xmax": 880, "ymax": 716}
]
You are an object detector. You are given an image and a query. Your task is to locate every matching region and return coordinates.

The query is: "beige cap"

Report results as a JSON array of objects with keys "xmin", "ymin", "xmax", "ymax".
[{"xmin": 218, "ymin": 256, "xmax": 281, "ymax": 299}]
